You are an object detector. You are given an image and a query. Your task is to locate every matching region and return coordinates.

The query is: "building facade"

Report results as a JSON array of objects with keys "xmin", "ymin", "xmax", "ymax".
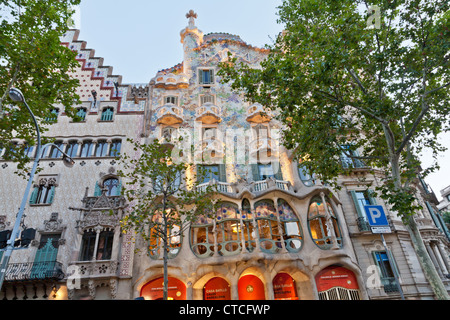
[{"xmin": 0, "ymin": 12, "xmax": 449, "ymax": 300}]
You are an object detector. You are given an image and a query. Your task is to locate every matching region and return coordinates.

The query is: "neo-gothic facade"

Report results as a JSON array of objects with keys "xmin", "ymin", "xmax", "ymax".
[{"xmin": 0, "ymin": 12, "xmax": 449, "ymax": 300}]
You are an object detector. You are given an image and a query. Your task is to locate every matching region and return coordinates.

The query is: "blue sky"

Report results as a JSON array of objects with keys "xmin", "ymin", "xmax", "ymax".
[
  {"xmin": 76, "ymin": 1, "xmax": 449, "ymax": 199},
  {"xmin": 78, "ymin": 0, "xmax": 283, "ymax": 83}
]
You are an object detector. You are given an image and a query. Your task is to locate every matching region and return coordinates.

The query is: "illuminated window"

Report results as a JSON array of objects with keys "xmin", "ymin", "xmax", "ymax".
[
  {"xmin": 254, "ymin": 200, "xmax": 281, "ymax": 253},
  {"xmin": 148, "ymin": 208, "xmax": 182, "ymax": 260},
  {"xmin": 216, "ymin": 202, "xmax": 241, "ymax": 256},
  {"xmin": 308, "ymin": 197, "xmax": 342, "ymax": 250},
  {"xmin": 278, "ymin": 199, "xmax": 303, "ymax": 252}
]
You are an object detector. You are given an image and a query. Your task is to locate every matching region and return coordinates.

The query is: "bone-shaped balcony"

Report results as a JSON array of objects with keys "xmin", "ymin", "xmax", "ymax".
[
  {"xmin": 247, "ymin": 103, "xmax": 271, "ymax": 123},
  {"xmin": 156, "ymin": 104, "xmax": 184, "ymax": 126},
  {"xmin": 196, "ymin": 102, "xmax": 221, "ymax": 124}
]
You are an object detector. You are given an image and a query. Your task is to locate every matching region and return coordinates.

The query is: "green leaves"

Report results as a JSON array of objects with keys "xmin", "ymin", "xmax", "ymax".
[
  {"xmin": 118, "ymin": 138, "xmax": 218, "ymax": 253},
  {"xmin": 0, "ymin": 0, "xmax": 81, "ymax": 172},
  {"xmin": 220, "ymin": 0, "xmax": 449, "ymax": 221}
]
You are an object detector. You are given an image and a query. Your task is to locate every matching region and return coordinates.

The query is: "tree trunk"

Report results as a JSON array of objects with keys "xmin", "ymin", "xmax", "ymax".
[
  {"xmin": 387, "ymin": 142, "xmax": 449, "ymax": 300},
  {"xmin": 405, "ymin": 215, "xmax": 449, "ymax": 300},
  {"xmin": 162, "ymin": 197, "xmax": 169, "ymax": 301}
]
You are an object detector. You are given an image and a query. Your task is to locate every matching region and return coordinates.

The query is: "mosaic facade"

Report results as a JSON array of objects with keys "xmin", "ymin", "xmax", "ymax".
[{"xmin": 0, "ymin": 12, "xmax": 449, "ymax": 300}]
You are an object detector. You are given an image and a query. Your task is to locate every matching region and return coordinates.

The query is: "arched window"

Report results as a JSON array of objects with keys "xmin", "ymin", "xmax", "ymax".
[
  {"xmin": 103, "ymin": 178, "xmax": 121, "ymax": 196},
  {"xmin": 308, "ymin": 196, "xmax": 342, "ymax": 250},
  {"xmin": 254, "ymin": 200, "xmax": 281, "ymax": 254},
  {"xmin": 149, "ymin": 208, "xmax": 182, "ymax": 260},
  {"xmin": 277, "ymin": 199, "xmax": 303, "ymax": 252}
]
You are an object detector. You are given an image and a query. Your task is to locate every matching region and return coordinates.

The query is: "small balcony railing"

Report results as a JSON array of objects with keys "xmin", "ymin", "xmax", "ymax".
[
  {"xmin": 3, "ymin": 261, "xmax": 64, "ymax": 282},
  {"xmin": 252, "ymin": 179, "xmax": 290, "ymax": 193},
  {"xmin": 197, "ymin": 180, "xmax": 233, "ymax": 194}
]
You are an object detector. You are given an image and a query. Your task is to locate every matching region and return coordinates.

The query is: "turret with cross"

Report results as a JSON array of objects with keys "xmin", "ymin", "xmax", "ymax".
[{"xmin": 186, "ymin": 10, "xmax": 197, "ymax": 29}]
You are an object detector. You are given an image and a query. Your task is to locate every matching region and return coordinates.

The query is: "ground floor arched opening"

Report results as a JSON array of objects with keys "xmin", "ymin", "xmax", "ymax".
[
  {"xmin": 140, "ymin": 276, "xmax": 186, "ymax": 300},
  {"xmin": 315, "ymin": 265, "xmax": 361, "ymax": 300}
]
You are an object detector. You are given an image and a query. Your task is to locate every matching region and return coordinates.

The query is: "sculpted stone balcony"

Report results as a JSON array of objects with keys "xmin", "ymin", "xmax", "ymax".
[
  {"xmin": 68, "ymin": 260, "xmax": 119, "ymax": 280},
  {"xmin": 247, "ymin": 103, "xmax": 271, "ymax": 123},
  {"xmin": 156, "ymin": 104, "xmax": 184, "ymax": 126},
  {"xmin": 196, "ymin": 102, "xmax": 221, "ymax": 124}
]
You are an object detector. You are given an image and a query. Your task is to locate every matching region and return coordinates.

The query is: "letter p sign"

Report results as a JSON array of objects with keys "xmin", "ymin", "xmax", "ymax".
[{"xmin": 364, "ymin": 205, "xmax": 389, "ymax": 227}]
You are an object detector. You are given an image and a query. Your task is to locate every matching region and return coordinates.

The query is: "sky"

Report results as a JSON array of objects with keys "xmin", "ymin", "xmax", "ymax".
[{"xmin": 76, "ymin": 1, "xmax": 449, "ymax": 201}]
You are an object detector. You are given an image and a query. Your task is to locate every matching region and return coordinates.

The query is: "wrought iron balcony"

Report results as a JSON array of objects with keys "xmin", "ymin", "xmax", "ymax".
[
  {"xmin": 156, "ymin": 104, "xmax": 183, "ymax": 125},
  {"xmin": 3, "ymin": 261, "xmax": 64, "ymax": 282},
  {"xmin": 356, "ymin": 216, "xmax": 371, "ymax": 232},
  {"xmin": 196, "ymin": 102, "xmax": 221, "ymax": 124}
]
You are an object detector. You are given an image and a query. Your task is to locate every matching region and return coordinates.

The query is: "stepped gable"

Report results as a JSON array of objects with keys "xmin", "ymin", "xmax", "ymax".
[{"xmin": 60, "ymin": 29, "xmax": 147, "ymax": 113}]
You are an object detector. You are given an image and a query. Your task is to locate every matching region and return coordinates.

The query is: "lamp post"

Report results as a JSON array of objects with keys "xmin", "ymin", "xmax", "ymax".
[{"xmin": 0, "ymin": 88, "xmax": 75, "ymax": 291}]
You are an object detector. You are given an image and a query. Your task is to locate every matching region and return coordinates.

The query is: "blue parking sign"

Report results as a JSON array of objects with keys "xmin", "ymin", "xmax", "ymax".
[{"xmin": 364, "ymin": 205, "xmax": 389, "ymax": 227}]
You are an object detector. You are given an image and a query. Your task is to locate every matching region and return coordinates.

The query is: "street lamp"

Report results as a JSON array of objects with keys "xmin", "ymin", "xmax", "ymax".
[{"xmin": 0, "ymin": 88, "xmax": 75, "ymax": 291}]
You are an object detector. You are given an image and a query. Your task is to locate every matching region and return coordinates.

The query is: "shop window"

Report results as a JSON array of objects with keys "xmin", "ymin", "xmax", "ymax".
[
  {"xmin": 140, "ymin": 277, "xmax": 186, "ymax": 300},
  {"xmin": 203, "ymin": 277, "xmax": 231, "ymax": 300},
  {"xmin": 308, "ymin": 197, "xmax": 342, "ymax": 250},
  {"xmin": 316, "ymin": 265, "xmax": 360, "ymax": 300},
  {"xmin": 238, "ymin": 275, "xmax": 265, "ymax": 300},
  {"xmin": 273, "ymin": 273, "xmax": 298, "ymax": 300}
]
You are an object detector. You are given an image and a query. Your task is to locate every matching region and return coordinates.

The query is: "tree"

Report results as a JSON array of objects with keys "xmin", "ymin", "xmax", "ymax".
[
  {"xmin": 219, "ymin": 0, "xmax": 449, "ymax": 299},
  {"xmin": 118, "ymin": 138, "xmax": 218, "ymax": 300},
  {"xmin": 0, "ymin": 0, "xmax": 81, "ymax": 172}
]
